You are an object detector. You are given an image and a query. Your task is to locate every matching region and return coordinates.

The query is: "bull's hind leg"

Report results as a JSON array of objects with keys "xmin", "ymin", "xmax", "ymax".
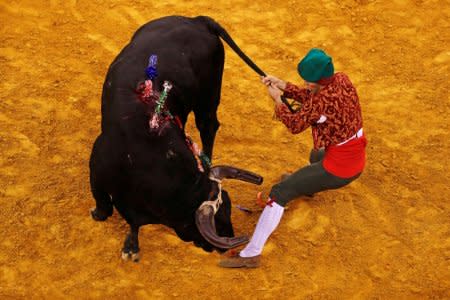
[
  {"xmin": 89, "ymin": 135, "xmax": 114, "ymax": 221},
  {"xmin": 121, "ymin": 224, "xmax": 140, "ymax": 262},
  {"xmin": 195, "ymin": 106, "xmax": 220, "ymax": 161},
  {"xmin": 194, "ymin": 57, "xmax": 224, "ymax": 161}
]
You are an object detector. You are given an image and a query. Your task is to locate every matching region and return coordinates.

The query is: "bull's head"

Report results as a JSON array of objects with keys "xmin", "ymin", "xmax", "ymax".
[{"xmin": 194, "ymin": 165, "xmax": 263, "ymax": 251}]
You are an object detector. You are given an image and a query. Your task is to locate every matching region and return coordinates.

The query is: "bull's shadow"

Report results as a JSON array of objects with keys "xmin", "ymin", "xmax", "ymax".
[{"xmin": 89, "ymin": 15, "xmax": 264, "ymax": 261}]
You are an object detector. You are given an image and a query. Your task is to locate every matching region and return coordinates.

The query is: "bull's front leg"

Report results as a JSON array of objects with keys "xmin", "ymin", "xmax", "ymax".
[
  {"xmin": 90, "ymin": 189, "xmax": 113, "ymax": 221},
  {"xmin": 89, "ymin": 135, "xmax": 114, "ymax": 221},
  {"xmin": 121, "ymin": 225, "xmax": 140, "ymax": 262},
  {"xmin": 89, "ymin": 178, "xmax": 113, "ymax": 221}
]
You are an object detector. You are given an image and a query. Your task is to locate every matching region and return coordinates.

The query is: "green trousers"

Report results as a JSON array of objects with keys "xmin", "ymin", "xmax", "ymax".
[{"xmin": 270, "ymin": 149, "xmax": 361, "ymax": 207}]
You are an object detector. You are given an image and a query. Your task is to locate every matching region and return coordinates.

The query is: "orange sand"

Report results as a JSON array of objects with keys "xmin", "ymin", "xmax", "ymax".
[{"xmin": 0, "ymin": 0, "xmax": 449, "ymax": 298}]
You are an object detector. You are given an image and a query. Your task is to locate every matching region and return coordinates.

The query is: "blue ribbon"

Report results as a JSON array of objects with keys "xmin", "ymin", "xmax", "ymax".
[{"xmin": 145, "ymin": 55, "xmax": 158, "ymax": 80}]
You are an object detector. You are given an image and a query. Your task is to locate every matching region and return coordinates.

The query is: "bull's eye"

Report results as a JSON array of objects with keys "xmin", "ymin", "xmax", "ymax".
[{"xmin": 166, "ymin": 149, "xmax": 176, "ymax": 159}]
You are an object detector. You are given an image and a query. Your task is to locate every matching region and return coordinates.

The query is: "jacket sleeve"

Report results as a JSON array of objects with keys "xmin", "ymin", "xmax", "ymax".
[
  {"xmin": 274, "ymin": 96, "xmax": 320, "ymax": 134},
  {"xmin": 283, "ymin": 82, "xmax": 310, "ymax": 103}
]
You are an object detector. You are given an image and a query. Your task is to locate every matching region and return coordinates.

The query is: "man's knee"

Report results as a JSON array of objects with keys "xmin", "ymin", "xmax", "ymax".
[
  {"xmin": 309, "ymin": 148, "xmax": 325, "ymax": 164},
  {"xmin": 269, "ymin": 183, "xmax": 290, "ymax": 207}
]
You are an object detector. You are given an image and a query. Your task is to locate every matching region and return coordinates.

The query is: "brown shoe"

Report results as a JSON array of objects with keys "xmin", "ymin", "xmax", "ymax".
[{"xmin": 218, "ymin": 253, "xmax": 261, "ymax": 268}]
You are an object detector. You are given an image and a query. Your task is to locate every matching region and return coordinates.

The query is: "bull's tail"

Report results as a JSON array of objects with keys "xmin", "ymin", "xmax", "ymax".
[
  {"xmin": 197, "ymin": 16, "xmax": 296, "ymax": 113},
  {"xmin": 196, "ymin": 16, "xmax": 267, "ymax": 77}
]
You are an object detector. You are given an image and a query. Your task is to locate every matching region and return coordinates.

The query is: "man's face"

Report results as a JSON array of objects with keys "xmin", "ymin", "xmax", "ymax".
[{"xmin": 305, "ymin": 81, "xmax": 320, "ymax": 93}]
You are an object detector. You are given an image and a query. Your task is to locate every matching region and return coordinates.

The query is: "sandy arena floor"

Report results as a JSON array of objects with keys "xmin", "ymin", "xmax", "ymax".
[{"xmin": 0, "ymin": 0, "xmax": 449, "ymax": 298}]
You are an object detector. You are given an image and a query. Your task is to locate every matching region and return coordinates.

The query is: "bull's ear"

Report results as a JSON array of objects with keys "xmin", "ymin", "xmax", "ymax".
[{"xmin": 195, "ymin": 205, "xmax": 249, "ymax": 249}]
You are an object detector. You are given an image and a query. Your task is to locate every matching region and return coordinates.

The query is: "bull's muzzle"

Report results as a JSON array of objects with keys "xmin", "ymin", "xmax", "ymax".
[{"xmin": 195, "ymin": 166, "xmax": 263, "ymax": 249}]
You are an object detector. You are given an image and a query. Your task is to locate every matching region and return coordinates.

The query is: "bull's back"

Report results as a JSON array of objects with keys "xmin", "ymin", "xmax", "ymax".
[
  {"xmin": 102, "ymin": 16, "xmax": 224, "ymax": 132},
  {"xmin": 108, "ymin": 16, "xmax": 222, "ymax": 92}
]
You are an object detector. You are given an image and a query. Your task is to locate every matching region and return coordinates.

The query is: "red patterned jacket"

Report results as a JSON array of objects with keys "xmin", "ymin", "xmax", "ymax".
[{"xmin": 275, "ymin": 72, "xmax": 366, "ymax": 177}]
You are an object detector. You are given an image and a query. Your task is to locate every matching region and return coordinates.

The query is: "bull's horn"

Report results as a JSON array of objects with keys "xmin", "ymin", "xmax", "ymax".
[
  {"xmin": 209, "ymin": 165, "xmax": 263, "ymax": 185},
  {"xmin": 195, "ymin": 204, "xmax": 249, "ymax": 249}
]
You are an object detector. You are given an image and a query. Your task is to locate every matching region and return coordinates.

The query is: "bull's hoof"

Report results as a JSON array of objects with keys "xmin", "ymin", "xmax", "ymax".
[
  {"xmin": 90, "ymin": 207, "xmax": 112, "ymax": 221},
  {"xmin": 121, "ymin": 250, "xmax": 140, "ymax": 262}
]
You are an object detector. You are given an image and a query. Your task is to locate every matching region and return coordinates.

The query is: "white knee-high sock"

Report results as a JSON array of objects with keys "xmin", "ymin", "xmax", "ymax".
[{"xmin": 239, "ymin": 201, "xmax": 284, "ymax": 257}]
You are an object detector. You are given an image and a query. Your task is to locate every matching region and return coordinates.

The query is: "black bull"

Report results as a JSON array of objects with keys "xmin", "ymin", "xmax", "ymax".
[{"xmin": 89, "ymin": 15, "xmax": 265, "ymax": 260}]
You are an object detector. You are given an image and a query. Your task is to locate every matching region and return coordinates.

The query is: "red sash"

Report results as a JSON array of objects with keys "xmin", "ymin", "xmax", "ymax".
[{"xmin": 323, "ymin": 135, "xmax": 367, "ymax": 178}]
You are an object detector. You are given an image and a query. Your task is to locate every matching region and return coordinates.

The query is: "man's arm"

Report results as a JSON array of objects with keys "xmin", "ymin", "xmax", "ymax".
[
  {"xmin": 261, "ymin": 75, "xmax": 310, "ymax": 103},
  {"xmin": 274, "ymin": 103, "xmax": 312, "ymax": 134},
  {"xmin": 283, "ymin": 82, "xmax": 310, "ymax": 103},
  {"xmin": 267, "ymin": 85, "xmax": 318, "ymax": 134}
]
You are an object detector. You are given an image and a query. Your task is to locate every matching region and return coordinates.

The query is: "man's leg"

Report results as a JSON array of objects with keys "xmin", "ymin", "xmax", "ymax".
[
  {"xmin": 219, "ymin": 161, "xmax": 360, "ymax": 268},
  {"xmin": 238, "ymin": 201, "xmax": 284, "ymax": 258},
  {"xmin": 271, "ymin": 161, "xmax": 359, "ymax": 206},
  {"xmin": 281, "ymin": 148, "xmax": 325, "ymax": 181},
  {"xmin": 240, "ymin": 163, "xmax": 334, "ymax": 257}
]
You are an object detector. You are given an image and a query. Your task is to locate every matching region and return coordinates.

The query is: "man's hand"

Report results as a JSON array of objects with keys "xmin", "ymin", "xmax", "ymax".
[
  {"xmin": 268, "ymin": 85, "xmax": 283, "ymax": 105},
  {"xmin": 261, "ymin": 75, "xmax": 287, "ymax": 90}
]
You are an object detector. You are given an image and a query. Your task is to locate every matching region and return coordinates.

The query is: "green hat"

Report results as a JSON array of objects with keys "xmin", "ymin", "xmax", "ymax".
[{"xmin": 297, "ymin": 48, "xmax": 334, "ymax": 82}]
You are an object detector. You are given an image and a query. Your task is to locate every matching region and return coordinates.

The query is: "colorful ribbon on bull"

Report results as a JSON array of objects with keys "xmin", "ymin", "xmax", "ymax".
[
  {"xmin": 137, "ymin": 55, "xmax": 158, "ymax": 103},
  {"xmin": 141, "ymin": 55, "xmax": 173, "ymax": 129},
  {"xmin": 145, "ymin": 55, "xmax": 158, "ymax": 80},
  {"xmin": 184, "ymin": 135, "xmax": 211, "ymax": 172},
  {"xmin": 149, "ymin": 81, "xmax": 173, "ymax": 129},
  {"xmin": 139, "ymin": 54, "xmax": 211, "ymax": 172}
]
